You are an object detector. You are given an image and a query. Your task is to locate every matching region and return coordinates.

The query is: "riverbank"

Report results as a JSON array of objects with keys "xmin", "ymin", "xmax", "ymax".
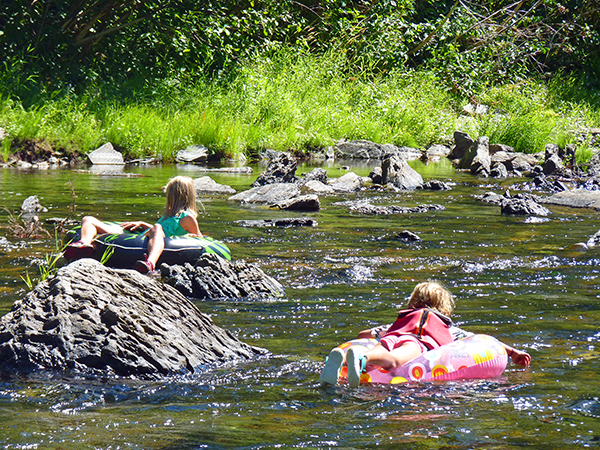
[{"xmin": 1, "ymin": 52, "xmax": 599, "ymax": 163}]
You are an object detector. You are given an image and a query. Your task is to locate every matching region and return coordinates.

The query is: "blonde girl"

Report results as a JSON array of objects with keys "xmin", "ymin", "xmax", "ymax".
[{"xmin": 65, "ymin": 176, "xmax": 202, "ymax": 273}]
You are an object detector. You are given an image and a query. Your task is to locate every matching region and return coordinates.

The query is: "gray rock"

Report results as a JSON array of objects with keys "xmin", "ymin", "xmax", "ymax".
[
  {"xmin": 489, "ymin": 144, "xmax": 515, "ymax": 154},
  {"xmin": 470, "ymin": 136, "xmax": 491, "ymax": 176},
  {"xmin": 193, "ymin": 176, "xmax": 236, "ymax": 195},
  {"xmin": 368, "ymin": 167, "xmax": 384, "ymax": 184},
  {"xmin": 299, "ymin": 168, "xmax": 328, "ymax": 185},
  {"xmin": 545, "ymin": 143, "xmax": 561, "ymax": 160},
  {"xmin": 490, "ymin": 162, "xmax": 509, "ymax": 178},
  {"xmin": 261, "ymin": 149, "xmax": 281, "ymax": 161},
  {"xmin": 161, "ymin": 253, "xmax": 285, "ymax": 300},
  {"xmin": 511, "ymin": 152, "xmax": 538, "ymax": 172},
  {"xmin": 475, "ymin": 191, "xmax": 505, "ymax": 205},
  {"xmin": 300, "ymin": 180, "xmax": 335, "ymax": 195},
  {"xmin": 271, "ymin": 194, "xmax": 320, "ymax": 211},
  {"xmin": 382, "ymin": 154, "xmax": 423, "ymax": 189},
  {"xmin": 228, "ymin": 183, "xmax": 300, "ymax": 204},
  {"xmin": 329, "ymin": 172, "xmax": 364, "ymax": 192},
  {"xmin": 252, "ymin": 152, "xmax": 298, "ymax": 187},
  {"xmin": 588, "ymin": 152, "xmax": 600, "ymax": 177},
  {"xmin": 501, "ymin": 197, "xmax": 551, "ymax": 216},
  {"xmin": 87, "ymin": 143, "xmax": 124, "ymax": 165},
  {"xmin": 0, "ymin": 259, "xmax": 267, "ymax": 378},
  {"xmin": 543, "ymin": 189, "xmax": 600, "ymax": 210},
  {"xmin": 334, "ymin": 140, "xmax": 422, "ymax": 160},
  {"xmin": 425, "ymin": 144, "xmax": 451, "ymax": 160},
  {"xmin": 543, "ymin": 153, "xmax": 564, "ymax": 175},
  {"xmin": 196, "ymin": 167, "xmax": 253, "ymax": 174},
  {"xmin": 176, "ymin": 145, "xmax": 208, "ymax": 163},
  {"xmin": 419, "ymin": 180, "xmax": 452, "ymax": 190},
  {"xmin": 448, "ymin": 131, "xmax": 474, "ymax": 160},
  {"xmin": 393, "ymin": 146, "xmax": 424, "ymax": 161},
  {"xmin": 491, "ymin": 151, "xmax": 516, "ymax": 167},
  {"xmin": 21, "ymin": 195, "xmax": 48, "ymax": 213},
  {"xmin": 335, "ymin": 140, "xmax": 384, "ymax": 159}
]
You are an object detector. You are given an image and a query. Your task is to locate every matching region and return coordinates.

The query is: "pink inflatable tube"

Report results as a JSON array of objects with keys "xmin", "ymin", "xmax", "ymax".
[{"xmin": 335, "ymin": 334, "xmax": 508, "ymax": 385}]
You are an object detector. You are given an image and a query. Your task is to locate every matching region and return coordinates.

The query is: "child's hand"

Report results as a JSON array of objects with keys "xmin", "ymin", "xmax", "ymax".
[
  {"xmin": 510, "ymin": 348, "xmax": 531, "ymax": 367},
  {"xmin": 121, "ymin": 221, "xmax": 147, "ymax": 232}
]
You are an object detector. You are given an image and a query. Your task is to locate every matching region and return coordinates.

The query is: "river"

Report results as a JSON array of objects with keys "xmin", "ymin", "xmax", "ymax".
[{"xmin": 1, "ymin": 159, "xmax": 599, "ymax": 448}]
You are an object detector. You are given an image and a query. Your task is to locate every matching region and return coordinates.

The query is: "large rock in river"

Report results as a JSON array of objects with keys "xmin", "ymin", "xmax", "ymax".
[{"xmin": 0, "ymin": 259, "xmax": 267, "ymax": 378}]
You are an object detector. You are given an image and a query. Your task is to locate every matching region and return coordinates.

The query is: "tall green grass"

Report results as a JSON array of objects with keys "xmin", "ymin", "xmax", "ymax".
[{"xmin": 0, "ymin": 49, "xmax": 598, "ymax": 162}]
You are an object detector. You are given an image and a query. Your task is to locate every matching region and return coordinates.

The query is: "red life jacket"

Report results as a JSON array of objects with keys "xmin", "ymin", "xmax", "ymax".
[{"xmin": 384, "ymin": 308, "xmax": 453, "ymax": 350}]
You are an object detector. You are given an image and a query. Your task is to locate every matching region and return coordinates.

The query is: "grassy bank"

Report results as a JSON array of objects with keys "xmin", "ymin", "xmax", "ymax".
[{"xmin": 1, "ymin": 50, "xmax": 599, "ymax": 163}]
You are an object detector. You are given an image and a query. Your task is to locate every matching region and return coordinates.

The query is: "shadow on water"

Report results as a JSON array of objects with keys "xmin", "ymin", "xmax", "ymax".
[{"xmin": 1, "ymin": 160, "xmax": 600, "ymax": 448}]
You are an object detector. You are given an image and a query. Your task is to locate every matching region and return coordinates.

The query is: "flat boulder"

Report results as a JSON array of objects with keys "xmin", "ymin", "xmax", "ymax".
[
  {"xmin": 0, "ymin": 259, "xmax": 267, "ymax": 378},
  {"xmin": 544, "ymin": 189, "xmax": 600, "ymax": 210}
]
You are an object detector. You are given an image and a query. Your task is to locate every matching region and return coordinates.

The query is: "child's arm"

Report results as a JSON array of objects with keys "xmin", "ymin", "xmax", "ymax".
[
  {"xmin": 180, "ymin": 215, "xmax": 203, "ymax": 237},
  {"xmin": 357, "ymin": 324, "xmax": 391, "ymax": 340},
  {"xmin": 503, "ymin": 344, "xmax": 531, "ymax": 367}
]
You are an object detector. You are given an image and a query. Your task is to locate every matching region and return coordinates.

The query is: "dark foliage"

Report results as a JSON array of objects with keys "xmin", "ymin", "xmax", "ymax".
[{"xmin": 0, "ymin": 0, "xmax": 598, "ymax": 102}]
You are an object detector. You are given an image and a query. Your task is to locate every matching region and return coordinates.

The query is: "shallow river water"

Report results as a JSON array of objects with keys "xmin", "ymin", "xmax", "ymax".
[{"xmin": 0, "ymin": 159, "xmax": 599, "ymax": 449}]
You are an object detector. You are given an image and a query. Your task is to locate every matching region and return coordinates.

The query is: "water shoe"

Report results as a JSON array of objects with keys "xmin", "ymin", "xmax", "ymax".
[
  {"xmin": 346, "ymin": 347, "xmax": 367, "ymax": 388},
  {"xmin": 320, "ymin": 348, "xmax": 344, "ymax": 385},
  {"xmin": 64, "ymin": 240, "xmax": 94, "ymax": 260}
]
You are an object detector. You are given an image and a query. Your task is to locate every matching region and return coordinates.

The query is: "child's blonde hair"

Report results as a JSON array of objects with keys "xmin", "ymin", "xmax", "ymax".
[
  {"xmin": 408, "ymin": 281, "xmax": 454, "ymax": 317},
  {"xmin": 164, "ymin": 176, "xmax": 198, "ymax": 218}
]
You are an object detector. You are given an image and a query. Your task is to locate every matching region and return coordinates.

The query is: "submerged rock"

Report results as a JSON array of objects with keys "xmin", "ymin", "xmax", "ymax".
[
  {"xmin": 349, "ymin": 202, "xmax": 444, "ymax": 215},
  {"xmin": 0, "ymin": 259, "xmax": 267, "ymax": 378},
  {"xmin": 236, "ymin": 218, "xmax": 317, "ymax": 228}
]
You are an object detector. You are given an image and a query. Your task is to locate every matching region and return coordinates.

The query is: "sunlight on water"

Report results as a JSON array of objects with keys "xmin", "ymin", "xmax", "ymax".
[{"xmin": 1, "ymin": 161, "xmax": 600, "ymax": 448}]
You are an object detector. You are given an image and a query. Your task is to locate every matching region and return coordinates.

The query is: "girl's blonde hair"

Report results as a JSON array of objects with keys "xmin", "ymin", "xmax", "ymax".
[
  {"xmin": 408, "ymin": 281, "xmax": 455, "ymax": 317},
  {"xmin": 164, "ymin": 176, "xmax": 198, "ymax": 218}
]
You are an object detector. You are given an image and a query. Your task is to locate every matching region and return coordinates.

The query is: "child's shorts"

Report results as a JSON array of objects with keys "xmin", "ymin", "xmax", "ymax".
[{"xmin": 379, "ymin": 334, "xmax": 429, "ymax": 354}]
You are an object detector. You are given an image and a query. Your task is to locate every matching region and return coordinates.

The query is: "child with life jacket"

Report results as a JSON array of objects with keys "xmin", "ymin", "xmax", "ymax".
[{"xmin": 320, "ymin": 281, "xmax": 531, "ymax": 387}]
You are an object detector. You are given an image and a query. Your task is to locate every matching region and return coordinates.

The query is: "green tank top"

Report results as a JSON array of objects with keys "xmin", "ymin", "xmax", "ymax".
[{"xmin": 156, "ymin": 211, "xmax": 192, "ymax": 237}]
